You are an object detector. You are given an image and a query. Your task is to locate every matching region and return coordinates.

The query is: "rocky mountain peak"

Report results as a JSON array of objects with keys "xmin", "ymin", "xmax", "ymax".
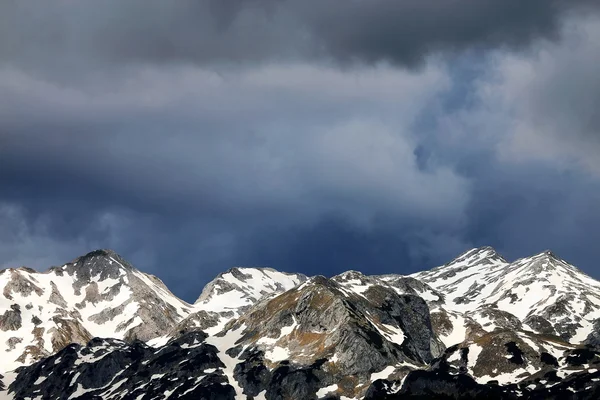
[
  {"xmin": 531, "ymin": 249, "xmax": 562, "ymax": 262},
  {"xmin": 511, "ymin": 250, "xmax": 582, "ymax": 277},
  {"xmin": 332, "ymin": 270, "xmax": 366, "ymax": 280},
  {"xmin": 58, "ymin": 249, "xmax": 134, "ymax": 277},
  {"xmin": 194, "ymin": 267, "xmax": 307, "ymax": 307},
  {"xmin": 209, "ymin": 272, "xmax": 444, "ymax": 398},
  {"xmin": 447, "ymin": 246, "xmax": 508, "ymax": 267},
  {"xmin": 163, "ymin": 267, "xmax": 310, "ymax": 340}
]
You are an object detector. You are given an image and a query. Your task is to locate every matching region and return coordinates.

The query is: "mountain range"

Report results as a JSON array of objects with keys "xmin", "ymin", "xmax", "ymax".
[{"xmin": 2, "ymin": 247, "xmax": 600, "ymax": 399}]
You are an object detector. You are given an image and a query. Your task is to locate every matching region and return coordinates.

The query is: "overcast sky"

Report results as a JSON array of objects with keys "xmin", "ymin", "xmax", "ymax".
[{"xmin": 2, "ymin": 1, "xmax": 600, "ymax": 302}]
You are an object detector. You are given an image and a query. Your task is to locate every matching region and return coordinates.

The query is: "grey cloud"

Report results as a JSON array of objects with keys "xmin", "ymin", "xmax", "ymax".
[
  {"xmin": 0, "ymin": 62, "xmax": 471, "ymax": 301},
  {"xmin": 444, "ymin": 15, "xmax": 600, "ymax": 174},
  {"xmin": 3, "ymin": 2, "xmax": 600, "ymax": 301},
  {"xmin": 408, "ymin": 16, "xmax": 600, "ymax": 275},
  {"xmin": 1, "ymin": 0, "xmax": 598, "ymax": 78},
  {"xmin": 0, "ymin": 63, "xmax": 465, "ymax": 224}
]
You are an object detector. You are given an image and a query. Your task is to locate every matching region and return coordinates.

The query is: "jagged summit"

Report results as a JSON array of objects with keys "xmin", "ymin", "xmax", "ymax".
[
  {"xmin": 447, "ymin": 245, "xmax": 508, "ymax": 266},
  {"xmin": 194, "ymin": 266, "xmax": 307, "ymax": 306},
  {"xmin": 68, "ymin": 248, "xmax": 130, "ymax": 265},
  {"xmin": 163, "ymin": 266, "xmax": 310, "ymax": 340},
  {"xmin": 510, "ymin": 249, "xmax": 586, "ymax": 278},
  {"xmin": 80, "ymin": 248, "xmax": 121, "ymax": 258},
  {"xmin": 0, "ymin": 249, "xmax": 132, "ymax": 276},
  {"xmin": 528, "ymin": 249, "xmax": 562, "ymax": 261},
  {"xmin": 54, "ymin": 248, "xmax": 138, "ymax": 283}
]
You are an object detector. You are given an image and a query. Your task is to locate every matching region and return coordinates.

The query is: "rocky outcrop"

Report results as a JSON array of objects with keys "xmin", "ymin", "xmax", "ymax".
[
  {"xmin": 216, "ymin": 275, "xmax": 443, "ymax": 398},
  {"xmin": 2, "ymin": 270, "xmax": 44, "ymax": 300},
  {"xmin": 584, "ymin": 318, "xmax": 600, "ymax": 349},
  {"xmin": 48, "ymin": 317, "xmax": 92, "ymax": 352},
  {"xmin": 169, "ymin": 310, "xmax": 222, "ymax": 337},
  {"xmin": 0, "ymin": 304, "xmax": 22, "ymax": 331}
]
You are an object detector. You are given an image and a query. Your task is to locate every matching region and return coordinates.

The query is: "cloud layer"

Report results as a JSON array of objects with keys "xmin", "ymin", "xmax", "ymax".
[{"xmin": 2, "ymin": 1, "xmax": 600, "ymax": 301}]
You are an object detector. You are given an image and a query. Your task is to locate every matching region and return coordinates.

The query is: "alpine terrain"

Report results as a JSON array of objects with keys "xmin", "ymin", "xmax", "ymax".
[{"xmin": 2, "ymin": 247, "xmax": 600, "ymax": 399}]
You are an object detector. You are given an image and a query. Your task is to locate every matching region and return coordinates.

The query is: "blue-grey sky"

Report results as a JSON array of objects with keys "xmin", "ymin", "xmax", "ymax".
[{"xmin": 2, "ymin": 1, "xmax": 600, "ymax": 302}]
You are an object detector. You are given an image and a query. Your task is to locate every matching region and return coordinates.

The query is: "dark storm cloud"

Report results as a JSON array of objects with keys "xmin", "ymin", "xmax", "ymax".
[
  {"xmin": 2, "ymin": 1, "xmax": 600, "ymax": 302},
  {"xmin": 1, "ymin": 0, "xmax": 599, "ymax": 75},
  {"xmin": 0, "ymin": 62, "xmax": 471, "ymax": 300}
]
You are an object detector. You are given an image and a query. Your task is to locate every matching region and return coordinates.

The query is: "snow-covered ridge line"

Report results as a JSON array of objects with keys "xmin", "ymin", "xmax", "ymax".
[
  {"xmin": 2, "ymin": 246, "xmax": 600, "ymax": 370},
  {"xmin": 3, "ymin": 246, "xmax": 600, "ymax": 399}
]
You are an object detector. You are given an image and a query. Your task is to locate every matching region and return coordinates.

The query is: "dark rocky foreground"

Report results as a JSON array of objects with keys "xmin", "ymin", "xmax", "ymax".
[
  {"xmin": 366, "ymin": 347, "xmax": 600, "ymax": 400},
  {"xmin": 7, "ymin": 332, "xmax": 233, "ymax": 400},
  {"xmin": 6, "ymin": 330, "xmax": 600, "ymax": 399}
]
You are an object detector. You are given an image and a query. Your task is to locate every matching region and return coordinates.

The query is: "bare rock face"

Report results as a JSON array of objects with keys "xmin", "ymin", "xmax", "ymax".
[
  {"xmin": 378, "ymin": 275, "xmax": 445, "ymax": 306},
  {"xmin": 48, "ymin": 317, "xmax": 93, "ymax": 352},
  {"xmin": 585, "ymin": 318, "xmax": 600, "ymax": 349},
  {"xmin": 59, "ymin": 249, "xmax": 134, "ymax": 294},
  {"xmin": 169, "ymin": 310, "xmax": 222, "ymax": 337},
  {"xmin": 6, "ymin": 337, "xmax": 22, "ymax": 351},
  {"xmin": 48, "ymin": 282, "xmax": 68, "ymax": 308},
  {"xmin": 0, "ymin": 305, "xmax": 22, "ymax": 331},
  {"xmin": 2, "ymin": 270, "xmax": 44, "ymax": 300},
  {"xmin": 524, "ymin": 315, "xmax": 557, "ymax": 336},
  {"xmin": 215, "ymin": 275, "xmax": 443, "ymax": 399}
]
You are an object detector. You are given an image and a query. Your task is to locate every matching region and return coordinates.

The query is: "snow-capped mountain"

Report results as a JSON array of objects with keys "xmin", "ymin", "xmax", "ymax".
[
  {"xmin": 411, "ymin": 247, "xmax": 600, "ymax": 345},
  {"xmin": 148, "ymin": 267, "xmax": 308, "ymax": 346},
  {"xmin": 0, "ymin": 249, "xmax": 192, "ymax": 372},
  {"xmin": 3, "ymin": 246, "xmax": 600, "ymax": 399}
]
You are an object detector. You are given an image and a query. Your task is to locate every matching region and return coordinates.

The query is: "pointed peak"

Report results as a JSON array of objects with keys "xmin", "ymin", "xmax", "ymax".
[
  {"xmin": 448, "ymin": 246, "xmax": 507, "ymax": 266},
  {"xmin": 476, "ymin": 245, "xmax": 495, "ymax": 252},
  {"xmin": 81, "ymin": 249, "xmax": 120, "ymax": 258},
  {"xmin": 332, "ymin": 270, "xmax": 366, "ymax": 280},
  {"xmin": 73, "ymin": 249, "xmax": 132, "ymax": 266},
  {"xmin": 470, "ymin": 246, "xmax": 500, "ymax": 257},
  {"xmin": 308, "ymin": 275, "xmax": 333, "ymax": 286},
  {"xmin": 57, "ymin": 249, "xmax": 137, "ymax": 280},
  {"xmin": 517, "ymin": 249, "xmax": 569, "ymax": 267},
  {"xmin": 16, "ymin": 266, "xmax": 38, "ymax": 274},
  {"xmin": 510, "ymin": 250, "xmax": 582, "ymax": 276},
  {"xmin": 221, "ymin": 266, "xmax": 278, "ymax": 276},
  {"xmin": 195, "ymin": 266, "xmax": 306, "ymax": 307},
  {"xmin": 294, "ymin": 275, "xmax": 346, "ymax": 294},
  {"xmin": 534, "ymin": 249, "xmax": 560, "ymax": 259}
]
